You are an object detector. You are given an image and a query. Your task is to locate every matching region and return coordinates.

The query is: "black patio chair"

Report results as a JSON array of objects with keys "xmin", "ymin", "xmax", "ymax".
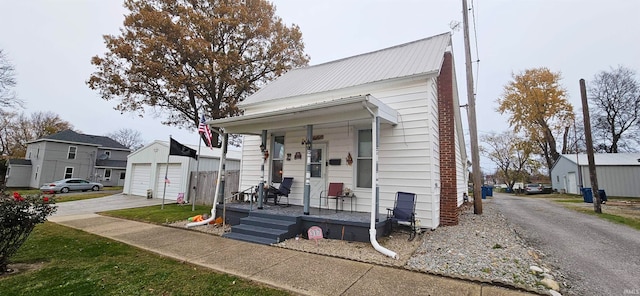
[
  {"xmin": 386, "ymin": 191, "xmax": 418, "ymax": 241},
  {"xmin": 266, "ymin": 177, "xmax": 293, "ymax": 206}
]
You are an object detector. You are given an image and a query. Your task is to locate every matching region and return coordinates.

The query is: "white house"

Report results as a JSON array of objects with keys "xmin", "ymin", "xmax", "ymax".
[
  {"xmin": 207, "ymin": 33, "xmax": 468, "ymax": 230},
  {"xmin": 551, "ymin": 153, "xmax": 640, "ymax": 197},
  {"xmin": 122, "ymin": 140, "xmax": 242, "ymax": 202}
]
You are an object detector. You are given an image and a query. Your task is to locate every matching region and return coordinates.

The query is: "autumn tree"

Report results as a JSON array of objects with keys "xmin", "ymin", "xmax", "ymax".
[
  {"xmin": 480, "ymin": 132, "xmax": 539, "ymax": 191},
  {"xmin": 497, "ymin": 67, "xmax": 575, "ymax": 174},
  {"xmin": 0, "ymin": 111, "xmax": 73, "ymax": 157},
  {"xmin": 588, "ymin": 66, "xmax": 640, "ymax": 153},
  {"xmin": 0, "ymin": 49, "xmax": 22, "ymax": 110},
  {"xmin": 106, "ymin": 128, "xmax": 145, "ymax": 150},
  {"xmin": 88, "ymin": 0, "xmax": 309, "ymax": 146}
]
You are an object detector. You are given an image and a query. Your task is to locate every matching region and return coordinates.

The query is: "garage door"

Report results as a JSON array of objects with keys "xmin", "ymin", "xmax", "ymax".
[
  {"xmin": 130, "ymin": 164, "xmax": 151, "ymax": 196},
  {"xmin": 156, "ymin": 164, "xmax": 183, "ymax": 200}
]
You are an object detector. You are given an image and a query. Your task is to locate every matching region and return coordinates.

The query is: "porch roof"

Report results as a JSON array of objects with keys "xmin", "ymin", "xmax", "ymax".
[{"xmin": 207, "ymin": 95, "xmax": 398, "ymax": 134}]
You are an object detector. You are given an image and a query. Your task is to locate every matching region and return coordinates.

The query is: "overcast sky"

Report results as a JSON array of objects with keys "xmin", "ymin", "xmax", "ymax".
[{"xmin": 1, "ymin": 0, "xmax": 639, "ymax": 172}]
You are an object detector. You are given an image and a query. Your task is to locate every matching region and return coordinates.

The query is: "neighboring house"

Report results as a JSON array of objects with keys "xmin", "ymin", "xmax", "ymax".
[
  {"xmin": 4, "ymin": 129, "xmax": 130, "ymax": 188},
  {"xmin": 551, "ymin": 153, "xmax": 640, "ymax": 197},
  {"xmin": 208, "ymin": 32, "xmax": 468, "ymax": 229},
  {"xmin": 122, "ymin": 140, "xmax": 242, "ymax": 203}
]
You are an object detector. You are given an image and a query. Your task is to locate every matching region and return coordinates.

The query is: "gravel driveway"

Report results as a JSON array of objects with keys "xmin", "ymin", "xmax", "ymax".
[{"xmin": 493, "ymin": 192, "xmax": 640, "ymax": 296}]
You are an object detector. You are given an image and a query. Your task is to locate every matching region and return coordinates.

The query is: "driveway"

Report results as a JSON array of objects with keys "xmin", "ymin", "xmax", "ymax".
[
  {"xmin": 492, "ymin": 192, "xmax": 640, "ymax": 296},
  {"xmin": 49, "ymin": 193, "xmax": 166, "ymax": 221}
]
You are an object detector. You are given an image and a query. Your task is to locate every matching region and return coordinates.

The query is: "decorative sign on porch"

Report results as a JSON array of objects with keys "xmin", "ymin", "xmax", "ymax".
[{"xmin": 307, "ymin": 226, "xmax": 323, "ymax": 244}]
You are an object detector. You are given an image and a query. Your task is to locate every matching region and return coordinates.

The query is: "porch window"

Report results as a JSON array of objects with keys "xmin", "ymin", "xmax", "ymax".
[
  {"xmin": 68, "ymin": 146, "xmax": 77, "ymax": 159},
  {"xmin": 271, "ymin": 136, "xmax": 285, "ymax": 183},
  {"xmin": 64, "ymin": 167, "xmax": 73, "ymax": 179},
  {"xmin": 357, "ymin": 129, "xmax": 372, "ymax": 188}
]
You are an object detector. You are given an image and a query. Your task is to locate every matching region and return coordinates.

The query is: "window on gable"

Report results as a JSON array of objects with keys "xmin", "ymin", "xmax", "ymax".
[
  {"xmin": 105, "ymin": 151, "xmax": 111, "ymax": 159},
  {"xmin": 64, "ymin": 167, "xmax": 73, "ymax": 179},
  {"xmin": 270, "ymin": 136, "xmax": 285, "ymax": 183},
  {"xmin": 68, "ymin": 146, "xmax": 77, "ymax": 159},
  {"xmin": 357, "ymin": 129, "xmax": 372, "ymax": 188}
]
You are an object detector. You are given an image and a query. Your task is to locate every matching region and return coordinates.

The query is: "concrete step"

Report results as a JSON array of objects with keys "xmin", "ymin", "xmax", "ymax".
[{"xmin": 241, "ymin": 216, "xmax": 295, "ymax": 230}]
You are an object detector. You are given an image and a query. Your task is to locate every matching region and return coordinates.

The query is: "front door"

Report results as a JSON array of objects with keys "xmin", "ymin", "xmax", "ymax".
[{"xmin": 309, "ymin": 143, "xmax": 326, "ymax": 208}]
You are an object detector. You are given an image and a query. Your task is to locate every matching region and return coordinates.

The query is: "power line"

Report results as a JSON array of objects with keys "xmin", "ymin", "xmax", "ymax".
[{"xmin": 470, "ymin": 0, "xmax": 481, "ymax": 95}]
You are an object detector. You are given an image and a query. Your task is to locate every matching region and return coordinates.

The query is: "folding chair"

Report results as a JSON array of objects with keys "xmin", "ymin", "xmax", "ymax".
[
  {"xmin": 386, "ymin": 192, "xmax": 418, "ymax": 241},
  {"xmin": 319, "ymin": 182, "xmax": 343, "ymax": 213},
  {"xmin": 266, "ymin": 177, "xmax": 293, "ymax": 206}
]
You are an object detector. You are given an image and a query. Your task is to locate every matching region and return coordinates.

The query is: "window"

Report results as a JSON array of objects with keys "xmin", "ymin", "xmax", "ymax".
[
  {"xmin": 357, "ymin": 129, "xmax": 372, "ymax": 188},
  {"xmin": 120, "ymin": 172, "xmax": 126, "ymax": 179},
  {"xmin": 35, "ymin": 166, "xmax": 40, "ymax": 180},
  {"xmin": 105, "ymin": 151, "xmax": 111, "ymax": 159},
  {"xmin": 271, "ymin": 136, "xmax": 285, "ymax": 183},
  {"xmin": 68, "ymin": 146, "xmax": 77, "ymax": 159},
  {"xmin": 310, "ymin": 148, "xmax": 322, "ymax": 178},
  {"xmin": 105, "ymin": 169, "xmax": 112, "ymax": 179},
  {"xmin": 36, "ymin": 148, "xmax": 40, "ymax": 158},
  {"xmin": 64, "ymin": 167, "xmax": 74, "ymax": 179}
]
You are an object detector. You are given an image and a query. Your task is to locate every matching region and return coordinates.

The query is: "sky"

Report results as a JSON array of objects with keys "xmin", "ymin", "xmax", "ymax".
[{"xmin": 1, "ymin": 0, "xmax": 639, "ymax": 172}]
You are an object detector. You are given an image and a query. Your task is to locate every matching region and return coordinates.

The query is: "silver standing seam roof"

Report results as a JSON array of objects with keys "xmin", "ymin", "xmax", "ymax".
[
  {"xmin": 560, "ymin": 153, "xmax": 640, "ymax": 166},
  {"xmin": 241, "ymin": 32, "xmax": 452, "ymax": 105}
]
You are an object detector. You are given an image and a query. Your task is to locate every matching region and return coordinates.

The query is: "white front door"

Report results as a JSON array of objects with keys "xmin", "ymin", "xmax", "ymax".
[{"xmin": 309, "ymin": 143, "xmax": 326, "ymax": 208}]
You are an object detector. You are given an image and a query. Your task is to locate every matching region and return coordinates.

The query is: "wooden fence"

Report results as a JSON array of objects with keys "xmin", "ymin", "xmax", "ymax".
[{"xmin": 188, "ymin": 170, "xmax": 240, "ymax": 206}]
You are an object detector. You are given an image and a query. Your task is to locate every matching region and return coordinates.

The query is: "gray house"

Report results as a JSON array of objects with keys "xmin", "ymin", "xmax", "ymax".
[
  {"xmin": 4, "ymin": 129, "xmax": 130, "ymax": 188},
  {"xmin": 551, "ymin": 153, "xmax": 640, "ymax": 197}
]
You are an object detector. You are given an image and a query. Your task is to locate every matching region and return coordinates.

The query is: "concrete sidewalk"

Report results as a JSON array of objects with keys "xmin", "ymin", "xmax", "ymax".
[{"xmin": 50, "ymin": 213, "xmax": 537, "ymax": 296}]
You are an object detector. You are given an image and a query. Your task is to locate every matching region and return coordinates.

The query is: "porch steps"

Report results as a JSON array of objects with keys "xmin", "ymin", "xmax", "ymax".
[{"xmin": 223, "ymin": 212, "xmax": 298, "ymax": 245}]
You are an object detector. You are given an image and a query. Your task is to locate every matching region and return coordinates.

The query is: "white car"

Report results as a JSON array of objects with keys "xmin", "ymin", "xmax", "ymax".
[{"xmin": 40, "ymin": 178, "xmax": 103, "ymax": 193}]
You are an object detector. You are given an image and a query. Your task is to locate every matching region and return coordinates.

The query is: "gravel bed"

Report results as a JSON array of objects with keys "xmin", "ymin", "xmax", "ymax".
[{"xmin": 169, "ymin": 200, "xmax": 560, "ymax": 295}]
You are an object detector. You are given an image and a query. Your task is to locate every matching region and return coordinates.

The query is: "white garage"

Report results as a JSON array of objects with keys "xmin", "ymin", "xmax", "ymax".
[{"xmin": 123, "ymin": 140, "xmax": 241, "ymax": 202}]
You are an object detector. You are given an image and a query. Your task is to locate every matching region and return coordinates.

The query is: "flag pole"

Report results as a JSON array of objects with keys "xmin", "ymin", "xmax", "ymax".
[
  {"xmin": 193, "ymin": 134, "xmax": 202, "ymax": 212},
  {"xmin": 162, "ymin": 136, "xmax": 171, "ymax": 209}
]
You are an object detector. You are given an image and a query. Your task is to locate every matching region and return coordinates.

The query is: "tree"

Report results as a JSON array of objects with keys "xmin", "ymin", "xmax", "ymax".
[
  {"xmin": 88, "ymin": 0, "xmax": 309, "ymax": 146},
  {"xmin": 0, "ymin": 49, "xmax": 22, "ymax": 110},
  {"xmin": 106, "ymin": 128, "xmax": 145, "ymax": 150},
  {"xmin": 480, "ymin": 132, "xmax": 538, "ymax": 191},
  {"xmin": 497, "ymin": 67, "xmax": 575, "ymax": 173},
  {"xmin": 588, "ymin": 66, "xmax": 640, "ymax": 153},
  {"xmin": 0, "ymin": 111, "xmax": 73, "ymax": 158}
]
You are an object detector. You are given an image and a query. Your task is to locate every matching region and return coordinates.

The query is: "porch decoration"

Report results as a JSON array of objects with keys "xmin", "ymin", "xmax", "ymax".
[
  {"xmin": 346, "ymin": 152, "xmax": 353, "ymax": 165},
  {"xmin": 259, "ymin": 143, "xmax": 269, "ymax": 160},
  {"xmin": 294, "ymin": 152, "xmax": 302, "ymax": 160},
  {"xmin": 286, "ymin": 153, "xmax": 292, "ymax": 161}
]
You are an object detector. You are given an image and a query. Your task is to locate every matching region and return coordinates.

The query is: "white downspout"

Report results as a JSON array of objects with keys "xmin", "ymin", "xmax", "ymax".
[
  {"xmin": 187, "ymin": 131, "xmax": 226, "ymax": 227},
  {"xmin": 364, "ymin": 97, "xmax": 398, "ymax": 259}
]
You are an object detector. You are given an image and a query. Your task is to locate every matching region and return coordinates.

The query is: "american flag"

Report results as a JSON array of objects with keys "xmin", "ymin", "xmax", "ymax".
[{"xmin": 198, "ymin": 114, "xmax": 213, "ymax": 149}]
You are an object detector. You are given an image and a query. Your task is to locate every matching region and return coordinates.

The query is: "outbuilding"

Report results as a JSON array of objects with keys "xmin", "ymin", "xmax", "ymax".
[
  {"xmin": 551, "ymin": 153, "xmax": 640, "ymax": 197},
  {"xmin": 122, "ymin": 140, "xmax": 242, "ymax": 203}
]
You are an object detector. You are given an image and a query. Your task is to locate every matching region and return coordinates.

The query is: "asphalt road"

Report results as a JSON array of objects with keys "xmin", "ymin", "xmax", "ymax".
[{"xmin": 492, "ymin": 193, "xmax": 640, "ymax": 296}]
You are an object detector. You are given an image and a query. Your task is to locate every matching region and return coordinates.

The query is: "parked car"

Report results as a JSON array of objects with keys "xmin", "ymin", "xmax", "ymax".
[
  {"xmin": 40, "ymin": 178, "xmax": 103, "ymax": 193},
  {"xmin": 524, "ymin": 183, "xmax": 543, "ymax": 195}
]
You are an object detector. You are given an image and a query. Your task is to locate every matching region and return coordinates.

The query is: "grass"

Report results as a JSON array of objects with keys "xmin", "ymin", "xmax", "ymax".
[
  {"xmin": 572, "ymin": 208, "xmax": 640, "ymax": 231},
  {"xmin": 0, "ymin": 223, "xmax": 289, "ymax": 296},
  {"xmin": 101, "ymin": 203, "xmax": 214, "ymax": 224}
]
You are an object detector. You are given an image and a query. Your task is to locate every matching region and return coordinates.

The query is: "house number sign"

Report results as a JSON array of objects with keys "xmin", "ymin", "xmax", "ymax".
[{"xmin": 307, "ymin": 226, "xmax": 323, "ymax": 243}]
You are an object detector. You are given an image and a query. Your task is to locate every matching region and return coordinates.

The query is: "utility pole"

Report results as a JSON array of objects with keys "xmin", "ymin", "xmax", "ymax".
[
  {"xmin": 580, "ymin": 79, "xmax": 601, "ymax": 213},
  {"xmin": 462, "ymin": 0, "xmax": 482, "ymax": 214}
]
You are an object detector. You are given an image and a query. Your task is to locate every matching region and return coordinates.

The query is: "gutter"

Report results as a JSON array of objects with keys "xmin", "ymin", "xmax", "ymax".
[{"xmin": 363, "ymin": 95, "xmax": 398, "ymax": 259}]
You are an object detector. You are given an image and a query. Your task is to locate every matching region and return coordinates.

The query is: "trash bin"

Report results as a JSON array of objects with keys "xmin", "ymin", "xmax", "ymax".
[
  {"xmin": 481, "ymin": 186, "xmax": 487, "ymax": 199},
  {"xmin": 506, "ymin": 187, "xmax": 513, "ymax": 193},
  {"xmin": 486, "ymin": 186, "xmax": 493, "ymax": 197},
  {"xmin": 582, "ymin": 188, "xmax": 593, "ymax": 203},
  {"xmin": 599, "ymin": 189, "xmax": 607, "ymax": 203}
]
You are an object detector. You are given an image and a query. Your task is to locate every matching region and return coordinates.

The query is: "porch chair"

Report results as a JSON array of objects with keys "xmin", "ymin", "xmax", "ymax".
[
  {"xmin": 319, "ymin": 182, "xmax": 343, "ymax": 213},
  {"xmin": 386, "ymin": 191, "xmax": 418, "ymax": 241},
  {"xmin": 266, "ymin": 177, "xmax": 294, "ymax": 206}
]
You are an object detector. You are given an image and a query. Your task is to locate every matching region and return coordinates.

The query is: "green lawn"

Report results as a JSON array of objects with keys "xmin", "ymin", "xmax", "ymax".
[
  {"xmin": 0, "ymin": 223, "xmax": 289, "ymax": 296},
  {"xmin": 101, "ymin": 203, "xmax": 214, "ymax": 224},
  {"xmin": 570, "ymin": 207, "xmax": 640, "ymax": 231}
]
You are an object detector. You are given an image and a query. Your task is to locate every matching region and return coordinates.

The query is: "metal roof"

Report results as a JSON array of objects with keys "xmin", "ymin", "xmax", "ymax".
[
  {"xmin": 560, "ymin": 153, "xmax": 640, "ymax": 166},
  {"xmin": 8, "ymin": 159, "xmax": 32, "ymax": 166},
  {"xmin": 241, "ymin": 32, "xmax": 451, "ymax": 105}
]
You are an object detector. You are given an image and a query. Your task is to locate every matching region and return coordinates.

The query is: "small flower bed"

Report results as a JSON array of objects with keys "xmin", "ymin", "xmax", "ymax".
[{"xmin": 1, "ymin": 191, "xmax": 57, "ymax": 273}]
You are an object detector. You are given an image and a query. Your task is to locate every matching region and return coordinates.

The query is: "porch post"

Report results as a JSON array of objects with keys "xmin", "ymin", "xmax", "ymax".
[
  {"xmin": 303, "ymin": 125, "xmax": 312, "ymax": 215},
  {"xmin": 373, "ymin": 116, "xmax": 380, "ymax": 222},
  {"xmin": 258, "ymin": 130, "xmax": 267, "ymax": 209}
]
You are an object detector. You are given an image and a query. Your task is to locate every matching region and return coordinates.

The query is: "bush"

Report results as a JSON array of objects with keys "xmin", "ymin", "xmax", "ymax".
[{"xmin": 0, "ymin": 191, "xmax": 57, "ymax": 273}]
